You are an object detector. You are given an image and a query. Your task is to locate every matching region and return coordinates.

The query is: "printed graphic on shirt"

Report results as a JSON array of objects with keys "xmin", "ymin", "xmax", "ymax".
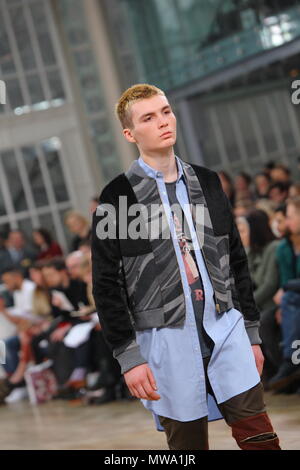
[
  {"xmin": 166, "ymin": 182, "xmax": 214, "ymax": 358},
  {"xmin": 171, "ymin": 208, "xmax": 204, "ymax": 301}
]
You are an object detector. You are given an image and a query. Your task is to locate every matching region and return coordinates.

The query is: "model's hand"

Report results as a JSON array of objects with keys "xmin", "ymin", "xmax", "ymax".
[
  {"xmin": 124, "ymin": 363, "xmax": 161, "ymax": 401},
  {"xmin": 252, "ymin": 344, "xmax": 264, "ymax": 376}
]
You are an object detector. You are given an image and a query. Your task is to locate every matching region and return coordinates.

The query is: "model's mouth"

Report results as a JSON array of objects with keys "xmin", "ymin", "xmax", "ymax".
[{"xmin": 160, "ymin": 131, "xmax": 172, "ymax": 138}]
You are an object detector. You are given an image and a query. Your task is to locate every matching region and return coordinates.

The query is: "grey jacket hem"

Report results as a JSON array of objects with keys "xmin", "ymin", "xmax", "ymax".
[
  {"xmin": 114, "ymin": 344, "xmax": 148, "ymax": 374},
  {"xmin": 244, "ymin": 320, "xmax": 262, "ymax": 345}
]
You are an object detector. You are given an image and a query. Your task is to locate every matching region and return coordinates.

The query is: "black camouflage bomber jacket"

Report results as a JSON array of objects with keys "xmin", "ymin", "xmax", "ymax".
[{"xmin": 91, "ymin": 157, "xmax": 261, "ymax": 373}]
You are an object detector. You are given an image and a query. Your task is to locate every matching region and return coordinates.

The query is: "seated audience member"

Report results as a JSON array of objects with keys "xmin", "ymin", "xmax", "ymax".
[
  {"xmin": 65, "ymin": 251, "xmax": 85, "ymax": 281},
  {"xmin": 236, "ymin": 210, "xmax": 280, "ymax": 313},
  {"xmin": 233, "ymin": 199, "xmax": 254, "ymax": 218},
  {"xmin": 0, "ymin": 268, "xmax": 36, "ymax": 403},
  {"xmin": 32, "ymin": 228, "xmax": 63, "ymax": 261},
  {"xmin": 34, "ymin": 258, "xmax": 94, "ymax": 397},
  {"xmin": 270, "ymin": 197, "xmax": 300, "ymax": 391},
  {"xmin": 217, "ymin": 170, "xmax": 235, "ymax": 207},
  {"xmin": 234, "ymin": 172, "xmax": 254, "ymax": 202},
  {"xmin": 255, "ymin": 199, "xmax": 277, "ymax": 224},
  {"xmin": 270, "ymin": 164, "xmax": 291, "ymax": 184},
  {"xmin": 263, "ymin": 160, "xmax": 276, "ymax": 177},
  {"xmin": 268, "ymin": 182, "xmax": 290, "ymax": 207},
  {"xmin": 289, "ymin": 182, "xmax": 300, "ymax": 199},
  {"xmin": 254, "ymin": 172, "xmax": 271, "ymax": 200},
  {"xmin": 77, "ymin": 253, "xmax": 123, "ymax": 404},
  {"xmin": 271, "ymin": 204, "xmax": 288, "ymax": 239},
  {"xmin": 64, "ymin": 211, "xmax": 91, "ymax": 253},
  {"xmin": 0, "ymin": 230, "xmax": 37, "ymax": 276},
  {"xmin": 236, "ymin": 210, "xmax": 281, "ymax": 380},
  {"xmin": 78, "ymin": 239, "xmax": 92, "ymax": 255}
]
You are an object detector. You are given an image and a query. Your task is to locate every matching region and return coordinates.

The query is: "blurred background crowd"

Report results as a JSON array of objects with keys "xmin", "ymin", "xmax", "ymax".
[{"xmin": 0, "ymin": 158, "xmax": 300, "ymax": 407}]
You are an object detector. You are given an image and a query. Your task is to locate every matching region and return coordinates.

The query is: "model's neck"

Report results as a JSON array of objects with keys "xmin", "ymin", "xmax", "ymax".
[{"xmin": 140, "ymin": 148, "xmax": 178, "ymax": 182}]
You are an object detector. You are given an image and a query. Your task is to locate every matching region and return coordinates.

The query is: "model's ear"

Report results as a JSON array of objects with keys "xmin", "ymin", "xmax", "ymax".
[{"xmin": 123, "ymin": 128, "xmax": 136, "ymax": 144}]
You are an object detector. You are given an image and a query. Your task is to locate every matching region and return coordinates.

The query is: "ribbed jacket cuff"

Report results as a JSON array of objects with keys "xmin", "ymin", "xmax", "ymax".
[
  {"xmin": 114, "ymin": 344, "xmax": 147, "ymax": 374},
  {"xmin": 244, "ymin": 319, "xmax": 262, "ymax": 345}
]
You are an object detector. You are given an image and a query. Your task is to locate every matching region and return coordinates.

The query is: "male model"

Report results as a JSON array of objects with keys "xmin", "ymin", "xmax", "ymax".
[{"xmin": 91, "ymin": 84, "xmax": 281, "ymax": 450}]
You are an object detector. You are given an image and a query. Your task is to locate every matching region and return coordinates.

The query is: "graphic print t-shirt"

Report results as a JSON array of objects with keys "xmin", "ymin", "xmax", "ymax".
[{"xmin": 165, "ymin": 180, "xmax": 214, "ymax": 358}]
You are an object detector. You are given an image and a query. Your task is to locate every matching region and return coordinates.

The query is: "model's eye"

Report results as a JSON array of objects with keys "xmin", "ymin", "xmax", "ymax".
[{"xmin": 144, "ymin": 116, "xmax": 151, "ymax": 121}]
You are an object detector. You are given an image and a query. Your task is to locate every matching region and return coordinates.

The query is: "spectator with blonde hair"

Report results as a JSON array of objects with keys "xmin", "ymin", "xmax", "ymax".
[
  {"xmin": 289, "ymin": 182, "xmax": 300, "ymax": 199},
  {"xmin": 64, "ymin": 210, "xmax": 91, "ymax": 252}
]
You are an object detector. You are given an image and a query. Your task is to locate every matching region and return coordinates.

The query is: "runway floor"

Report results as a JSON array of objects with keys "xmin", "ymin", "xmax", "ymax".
[{"xmin": 0, "ymin": 390, "xmax": 299, "ymax": 450}]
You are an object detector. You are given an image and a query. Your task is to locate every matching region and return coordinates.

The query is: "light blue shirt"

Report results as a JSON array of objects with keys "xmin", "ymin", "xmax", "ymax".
[{"xmin": 136, "ymin": 155, "xmax": 260, "ymax": 430}]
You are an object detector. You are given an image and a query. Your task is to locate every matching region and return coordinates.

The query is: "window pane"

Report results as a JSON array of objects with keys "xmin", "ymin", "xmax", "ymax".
[
  {"xmin": 0, "ymin": 184, "xmax": 6, "ymax": 217},
  {"xmin": 216, "ymin": 103, "xmax": 240, "ymax": 162},
  {"xmin": 38, "ymin": 213, "xmax": 57, "ymax": 241},
  {"xmin": 47, "ymin": 69, "xmax": 65, "ymax": 100},
  {"xmin": 73, "ymin": 49, "xmax": 93, "ymax": 68},
  {"xmin": 233, "ymin": 100, "xmax": 259, "ymax": 159},
  {"xmin": 42, "ymin": 141, "xmax": 69, "ymax": 203},
  {"xmin": 21, "ymin": 146, "xmax": 49, "ymax": 207},
  {"xmin": 0, "ymin": 23, "xmax": 15, "ymax": 75},
  {"xmin": 17, "ymin": 218, "xmax": 33, "ymax": 240},
  {"xmin": 1, "ymin": 150, "xmax": 28, "ymax": 212},
  {"xmin": 85, "ymin": 95, "xmax": 103, "ymax": 113},
  {"xmin": 6, "ymin": 78, "xmax": 24, "ymax": 109},
  {"xmin": 27, "ymin": 74, "xmax": 45, "ymax": 105},
  {"xmin": 30, "ymin": 1, "xmax": 56, "ymax": 67},
  {"xmin": 10, "ymin": 5, "xmax": 37, "ymax": 71},
  {"xmin": 89, "ymin": 117, "xmax": 109, "ymax": 137},
  {"xmin": 252, "ymin": 96, "xmax": 277, "ymax": 153}
]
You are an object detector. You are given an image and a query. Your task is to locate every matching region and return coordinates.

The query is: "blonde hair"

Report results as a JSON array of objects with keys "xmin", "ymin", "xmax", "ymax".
[
  {"xmin": 64, "ymin": 210, "xmax": 89, "ymax": 227},
  {"xmin": 116, "ymin": 83, "xmax": 165, "ymax": 129}
]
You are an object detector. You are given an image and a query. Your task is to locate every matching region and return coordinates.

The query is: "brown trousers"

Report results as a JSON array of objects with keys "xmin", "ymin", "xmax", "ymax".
[{"xmin": 158, "ymin": 356, "xmax": 281, "ymax": 450}]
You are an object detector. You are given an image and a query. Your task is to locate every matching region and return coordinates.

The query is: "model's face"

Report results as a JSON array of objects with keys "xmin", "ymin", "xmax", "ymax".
[{"xmin": 123, "ymin": 95, "xmax": 177, "ymax": 154}]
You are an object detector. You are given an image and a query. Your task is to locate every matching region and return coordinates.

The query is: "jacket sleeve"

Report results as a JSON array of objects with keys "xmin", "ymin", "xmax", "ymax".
[
  {"xmin": 91, "ymin": 188, "xmax": 147, "ymax": 374},
  {"xmin": 216, "ymin": 176, "xmax": 262, "ymax": 345}
]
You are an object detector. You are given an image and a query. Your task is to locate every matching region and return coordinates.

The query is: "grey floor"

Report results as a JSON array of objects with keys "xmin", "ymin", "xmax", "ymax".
[{"xmin": 0, "ymin": 390, "xmax": 299, "ymax": 450}]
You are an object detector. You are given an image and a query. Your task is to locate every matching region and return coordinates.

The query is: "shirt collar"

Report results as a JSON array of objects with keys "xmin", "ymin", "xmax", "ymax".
[{"xmin": 137, "ymin": 155, "xmax": 184, "ymax": 183}]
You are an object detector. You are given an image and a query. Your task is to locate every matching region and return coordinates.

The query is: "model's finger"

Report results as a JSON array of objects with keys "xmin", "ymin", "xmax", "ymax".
[
  {"xmin": 142, "ymin": 379, "xmax": 161, "ymax": 400},
  {"xmin": 135, "ymin": 384, "xmax": 149, "ymax": 400},
  {"xmin": 146, "ymin": 367, "xmax": 158, "ymax": 390}
]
